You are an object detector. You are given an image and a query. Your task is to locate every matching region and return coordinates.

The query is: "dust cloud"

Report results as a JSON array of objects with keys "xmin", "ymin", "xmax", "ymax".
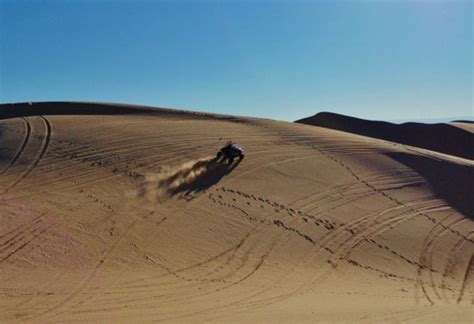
[{"xmin": 137, "ymin": 157, "xmax": 232, "ymax": 201}]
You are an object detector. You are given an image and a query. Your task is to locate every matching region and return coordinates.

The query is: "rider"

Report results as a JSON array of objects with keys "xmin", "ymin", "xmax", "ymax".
[{"xmin": 216, "ymin": 140, "xmax": 244, "ymax": 164}]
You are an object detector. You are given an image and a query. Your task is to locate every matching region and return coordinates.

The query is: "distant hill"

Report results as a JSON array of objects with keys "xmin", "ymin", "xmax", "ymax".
[
  {"xmin": 389, "ymin": 116, "xmax": 474, "ymax": 124},
  {"xmin": 295, "ymin": 112, "xmax": 474, "ymax": 160}
]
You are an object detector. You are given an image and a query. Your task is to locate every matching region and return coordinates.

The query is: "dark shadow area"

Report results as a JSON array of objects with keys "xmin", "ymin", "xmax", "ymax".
[
  {"xmin": 386, "ymin": 152, "xmax": 474, "ymax": 220},
  {"xmin": 0, "ymin": 102, "xmax": 155, "ymax": 119},
  {"xmin": 296, "ymin": 112, "xmax": 474, "ymax": 160},
  {"xmin": 160, "ymin": 158, "xmax": 241, "ymax": 200},
  {"xmin": 0, "ymin": 102, "xmax": 250, "ymax": 125},
  {"xmin": 452, "ymin": 120, "xmax": 474, "ymax": 124},
  {"xmin": 0, "ymin": 101, "xmax": 214, "ymax": 122},
  {"xmin": 0, "ymin": 125, "xmax": 13, "ymax": 167},
  {"xmin": 0, "ymin": 126, "xmax": 7, "ymax": 163}
]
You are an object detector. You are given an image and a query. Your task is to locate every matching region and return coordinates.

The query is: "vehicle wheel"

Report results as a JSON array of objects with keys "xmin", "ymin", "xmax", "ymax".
[
  {"xmin": 239, "ymin": 154, "xmax": 244, "ymax": 161},
  {"xmin": 228, "ymin": 157, "xmax": 234, "ymax": 165},
  {"xmin": 216, "ymin": 151, "xmax": 223, "ymax": 161}
]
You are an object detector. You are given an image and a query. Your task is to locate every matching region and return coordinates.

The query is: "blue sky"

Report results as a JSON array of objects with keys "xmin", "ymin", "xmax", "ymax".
[{"xmin": 0, "ymin": 0, "xmax": 472, "ymax": 122}]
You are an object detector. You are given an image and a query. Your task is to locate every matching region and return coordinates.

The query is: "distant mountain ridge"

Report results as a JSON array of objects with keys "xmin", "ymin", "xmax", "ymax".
[
  {"xmin": 389, "ymin": 116, "xmax": 473, "ymax": 124},
  {"xmin": 295, "ymin": 112, "xmax": 474, "ymax": 160}
]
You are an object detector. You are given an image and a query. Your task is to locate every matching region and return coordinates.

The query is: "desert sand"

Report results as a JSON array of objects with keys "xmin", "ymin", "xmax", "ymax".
[
  {"xmin": 0, "ymin": 102, "xmax": 473, "ymax": 323},
  {"xmin": 296, "ymin": 112, "xmax": 474, "ymax": 160}
]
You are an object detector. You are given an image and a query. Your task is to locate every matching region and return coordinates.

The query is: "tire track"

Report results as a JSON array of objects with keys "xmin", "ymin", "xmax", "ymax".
[
  {"xmin": 333, "ymin": 204, "xmax": 450, "ymax": 270},
  {"xmin": 9, "ymin": 119, "xmax": 291, "ymax": 196},
  {"xmin": 3, "ymin": 116, "xmax": 51, "ymax": 193},
  {"xmin": 0, "ymin": 117, "xmax": 31, "ymax": 175},
  {"xmin": 215, "ymin": 186, "xmax": 342, "ymax": 229},
  {"xmin": 66, "ymin": 224, "xmax": 279, "ymax": 315},
  {"xmin": 140, "ymin": 225, "xmax": 263, "ymax": 286},
  {"xmin": 135, "ymin": 218, "xmax": 303, "ymax": 320},
  {"xmin": 38, "ymin": 125, "xmax": 276, "ymax": 169},
  {"xmin": 416, "ymin": 212, "xmax": 458, "ymax": 304},
  {"xmin": 295, "ymin": 167, "xmax": 423, "ymax": 215},
  {"xmin": 112, "ymin": 193, "xmax": 301, "ymax": 298},
  {"xmin": 309, "ymin": 138, "xmax": 474, "ymax": 243},
  {"xmin": 112, "ymin": 225, "xmax": 258, "ymax": 290},
  {"xmin": 201, "ymin": 190, "xmax": 462, "ymax": 316},
  {"xmin": 215, "ymin": 186, "xmax": 441, "ymax": 274},
  {"xmin": 0, "ymin": 215, "xmax": 43, "ymax": 241},
  {"xmin": 0, "ymin": 218, "xmax": 44, "ymax": 252},
  {"xmin": 10, "ymin": 134, "xmax": 298, "ymax": 196},
  {"xmin": 0, "ymin": 213, "xmax": 51, "ymax": 264},
  {"xmin": 7, "ymin": 144, "xmax": 313, "ymax": 201},
  {"xmin": 0, "ymin": 226, "xmax": 51, "ymax": 263},
  {"xmin": 84, "ymin": 202, "xmax": 304, "ymax": 312},
  {"xmin": 441, "ymin": 230, "xmax": 474, "ymax": 302},
  {"xmin": 26, "ymin": 208, "xmax": 163, "ymax": 322},
  {"xmin": 213, "ymin": 186, "xmax": 448, "ymax": 277},
  {"xmin": 157, "ymin": 215, "xmax": 463, "ymax": 323},
  {"xmin": 456, "ymin": 254, "xmax": 474, "ymax": 304},
  {"xmin": 46, "ymin": 216, "xmax": 170, "ymax": 316},
  {"xmin": 214, "ymin": 183, "xmax": 463, "ymax": 296}
]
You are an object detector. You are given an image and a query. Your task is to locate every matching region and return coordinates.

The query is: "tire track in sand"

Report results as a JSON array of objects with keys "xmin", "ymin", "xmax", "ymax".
[
  {"xmin": 441, "ymin": 229, "xmax": 474, "ymax": 302},
  {"xmin": 0, "ymin": 117, "xmax": 31, "ymax": 175},
  {"xmin": 415, "ymin": 212, "xmax": 459, "ymax": 304},
  {"xmin": 456, "ymin": 254, "xmax": 474, "ymax": 304},
  {"xmin": 23, "ymin": 208, "xmax": 163, "ymax": 322},
  {"xmin": 0, "ymin": 213, "xmax": 51, "ymax": 264},
  {"xmin": 3, "ymin": 116, "xmax": 51, "ymax": 193}
]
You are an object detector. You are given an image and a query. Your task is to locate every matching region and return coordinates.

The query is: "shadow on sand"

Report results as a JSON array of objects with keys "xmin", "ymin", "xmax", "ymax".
[
  {"xmin": 0, "ymin": 126, "xmax": 9, "ymax": 165},
  {"xmin": 386, "ymin": 152, "xmax": 474, "ymax": 220},
  {"xmin": 296, "ymin": 112, "xmax": 474, "ymax": 160},
  {"xmin": 159, "ymin": 158, "xmax": 241, "ymax": 201}
]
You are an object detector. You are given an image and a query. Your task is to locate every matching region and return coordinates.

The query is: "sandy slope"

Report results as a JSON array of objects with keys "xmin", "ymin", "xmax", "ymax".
[
  {"xmin": 0, "ymin": 102, "xmax": 473, "ymax": 323},
  {"xmin": 296, "ymin": 112, "xmax": 474, "ymax": 160},
  {"xmin": 450, "ymin": 122, "xmax": 474, "ymax": 134}
]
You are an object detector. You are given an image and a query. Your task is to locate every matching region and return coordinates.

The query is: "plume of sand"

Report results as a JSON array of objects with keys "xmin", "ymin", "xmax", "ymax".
[{"xmin": 137, "ymin": 157, "xmax": 214, "ymax": 202}]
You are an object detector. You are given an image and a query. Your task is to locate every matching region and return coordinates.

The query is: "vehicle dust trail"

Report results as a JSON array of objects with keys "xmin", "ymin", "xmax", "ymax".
[{"xmin": 137, "ymin": 157, "xmax": 232, "ymax": 201}]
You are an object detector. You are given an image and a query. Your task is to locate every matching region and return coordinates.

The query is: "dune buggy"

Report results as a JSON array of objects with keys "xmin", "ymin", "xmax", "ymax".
[{"xmin": 216, "ymin": 141, "xmax": 245, "ymax": 164}]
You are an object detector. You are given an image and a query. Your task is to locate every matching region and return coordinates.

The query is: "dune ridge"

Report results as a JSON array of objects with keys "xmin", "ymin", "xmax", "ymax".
[
  {"xmin": 0, "ymin": 102, "xmax": 473, "ymax": 322},
  {"xmin": 295, "ymin": 112, "xmax": 474, "ymax": 160}
]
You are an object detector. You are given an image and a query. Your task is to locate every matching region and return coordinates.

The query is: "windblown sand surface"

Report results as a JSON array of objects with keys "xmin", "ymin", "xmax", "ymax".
[
  {"xmin": 1, "ymin": 103, "xmax": 473, "ymax": 323},
  {"xmin": 296, "ymin": 112, "xmax": 474, "ymax": 160},
  {"xmin": 450, "ymin": 122, "xmax": 474, "ymax": 134}
]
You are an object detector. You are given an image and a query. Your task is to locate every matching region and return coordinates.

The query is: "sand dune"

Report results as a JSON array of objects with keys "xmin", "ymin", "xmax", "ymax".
[
  {"xmin": 450, "ymin": 121, "xmax": 474, "ymax": 134},
  {"xmin": 1, "ymin": 102, "xmax": 473, "ymax": 322},
  {"xmin": 296, "ymin": 112, "xmax": 474, "ymax": 160}
]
